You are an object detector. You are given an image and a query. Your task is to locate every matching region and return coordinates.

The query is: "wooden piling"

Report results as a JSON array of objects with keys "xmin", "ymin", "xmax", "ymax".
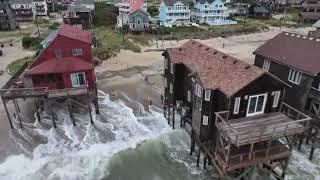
[
  {"xmin": 67, "ymin": 97, "xmax": 76, "ymax": 126},
  {"xmin": 180, "ymin": 116, "xmax": 183, "ymax": 127},
  {"xmin": 190, "ymin": 130, "xmax": 195, "ymax": 155},
  {"xmin": 172, "ymin": 107, "xmax": 175, "ymax": 129},
  {"xmin": 2, "ymin": 98, "xmax": 13, "ymax": 129},
  {"xmin": 196, "ymin": 150, "xmax": 201, "ymax": 167},
  {"xmin": 281, "ymin": 160, "xmax": 289, "ymax": 178},
  {"xmin": 13, "ymin": 99, "xmax": 23, "ymax": 128},
  {"xmin": 168, "ymin": 105, "xmax": 171, "ymax": 125},
  {"xmin": 203, "ymin": 155, "xmax": 207, "ymax": 169},
  {"xmin": 298, "ymin": 133, "xmax": 304, "ymax": 150},
  {"xmin": 51, "ymin": 112, "xmax": 57, "ymax": 128},
  {"xmin": 88, "ymin": 102, "xmax": 94, "ymax": 124}
]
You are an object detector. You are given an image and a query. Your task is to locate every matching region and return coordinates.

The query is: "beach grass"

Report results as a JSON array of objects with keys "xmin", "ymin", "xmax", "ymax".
[{"xmin": 6, "ymin": 56, "xmax": 33, "ymax": 75}]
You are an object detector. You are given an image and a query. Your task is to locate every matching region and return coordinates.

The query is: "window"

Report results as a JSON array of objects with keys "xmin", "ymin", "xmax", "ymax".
[
  {"xmin": 202, "ymin": 115, "xmax": 208, "ymax": 125},
  {"xmin": 55, "ymin": 48, "xmax": 62, "ymax": 58},
  {"xmin": 234, "ymin": 97, "xmax": 241, "ymax": 114},
  {"xmin": 70, "ymin": 72, "xmax": 86, "ymax": 87},
  {"xmin": 164, "ymin": 78, "xmax": 167, "ymax": 88},
  {"xmin": 170, "ymin": 63, "xmax": 174, "ymax": 74},
  {"xmin": 247, "ymin": 94, "xmax": 267, "ymax": 117},
  {"xmin": 288, "ymin": 69, "xmax": 302, "ymax": 85},
  {"xmin": 170, "ymin": 83, "xmax": 173, "ymax": 94},
  {"xmin": 187, "ymin": 90, "xmax": 191, "ymax": 102},
  {"xmin": 263, "ymin": 59, "xmax": 270, "ymax": 71},
  {"xmin": 273, "ymin": 91, "xmax": 281, "ymax": 107},
  {"xmin": 205, "ymin": 90, "xmax": 211, "ymax": 101},
  {"xmin": 196, "ymin": 84, "xmax": 202, "ymax": 97},
  {"xmin": 72, "ymin": 48, "xmax": 83, "ymax": 56}
]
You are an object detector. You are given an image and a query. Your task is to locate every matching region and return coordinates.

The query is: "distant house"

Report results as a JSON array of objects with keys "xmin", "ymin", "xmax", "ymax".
[
  {"xmin": 228, "ymin": 3, "xmax": 250, "ymax": 16},
  {"xmin": 288, "ymin": 0, "xmax": 305, "ymax": 8},
  {"xmin": 116, "ymin": 0, "xmax": 151, "ymax": 32},
  {"xmin": 299, "ymin": 3, "xmax": 320, "ymax": 22},
  {"xmin": 10, "ymin": 0, "xmax": 35, "ymax": 21},
  {"xmin": 128, "ymin": 9, "xmax": 150, "ymax": 31},
  {"xmin": 248, "ymin": 3, "xmax": 271, "ymax": 19},
  {"xmin": 33, "ymin": 0, "xmax": 48, "ymax": 16},
  {"xmin": 191, "ymin": 0, "xmax": 237, "ymax": 26},
  {"xmin": 0, "ymin": 1, "xmax": 16, "ymax": 30},
  {"xmin": 159, "ymin": 0, "xmax": 191, "ymax": 27},
  {"xmin": 308, "ymin": 19, "xmax": 320, "ymax": 37},
  {"xmin": 163, "ymin": 40, "xmax": 309, "ymax": 177},
  {"xmin": 63, "ymin": 0, "xmax": 94, "ymax": 29},
  {"xmin": 26, "ymin": 24, "xmax": 96, "ymax": 91},
  {"xmin": 254, "ymin": 32, "xmax": 320, "ymax": 119}
]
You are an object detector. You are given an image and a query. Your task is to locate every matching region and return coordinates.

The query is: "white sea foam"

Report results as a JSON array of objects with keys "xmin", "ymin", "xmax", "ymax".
[{"xmin": 0, "ymin": 91, "xmax": 171, "ymax": 180}]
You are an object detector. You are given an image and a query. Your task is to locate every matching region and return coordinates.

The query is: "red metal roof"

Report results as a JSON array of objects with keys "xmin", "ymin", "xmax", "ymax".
[
  {"xmin": 58, "ymin": 24, "xmax": 91, "ymax": 44},
  {"xmin": 254, "ymin": 32, "xmax": 320, "ymax": 75},
  {"xmin": 27, "ymin": 57, "xmax": 94, "ymax": 75}
]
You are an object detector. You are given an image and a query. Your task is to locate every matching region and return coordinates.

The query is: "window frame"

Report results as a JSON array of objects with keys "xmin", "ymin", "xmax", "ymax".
[
  {"xmin": 187, "ymin": 90, "xmax": 191, "ymax": 102},
  {"xmin": 202, "ymin": 115, "xmax": 209, "ymax": 126},
  {"xmin": 233, "ymin": 97, "xmax": 241, "ymax": 114},
  {"xmin": 164, "ymin": 58, "xmax": 168, "ymax": 69},
  {"xmin": 170, "ymin": 63, "xmax": 174, "ymax": 74},
  {"xmin": 272, "ymin": 91, "xmax": 281, "ymax": 108},
  {"xmin": 288, "ymin": 69, "xmax": 302, "ymax": 85},
  {"xmin": 170, "ymin": 83, "xmax": 173, "ymax": 94},
  {"xmin": 204, "ymin": 90, "xmax": 211, "ymax": 101},
  {"xmin": 196, "ymin": 84, "xmax": 202, "ymax": 97},
  {"xmin": 70, "ymin": 72, "xmax": 86, "ymax": 87},
  {"xmin": 262, "ymin": 59, "xmax": 270, "ymax": 71},
  {"xmin": 72, "ymin": 48, "xmax": 83, "ymax": 56}
]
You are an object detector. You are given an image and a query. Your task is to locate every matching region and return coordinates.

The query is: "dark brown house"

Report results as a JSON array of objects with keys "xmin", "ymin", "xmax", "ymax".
[
  {"xmin": 300, "ymin": 3, "xmax": 320, "ymax": 22},
  {"xmin": 163, "ymin": 40, "xmax": 310, "ymax": 177},
  {"xmin": 0, "ymin": 1, "xmax": 16, "ymax": 30},
  {"xmin": 254, "ymin": 32, "xmax": 320, "ymax": 122}
]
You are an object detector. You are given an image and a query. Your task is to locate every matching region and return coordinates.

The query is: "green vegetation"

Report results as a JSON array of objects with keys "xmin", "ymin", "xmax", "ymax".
[
  {"xmin": 22, "ymin": 36, "xmax": 43, "ymax": 50},
  {"xmin": 48, "ymin": 4, "xmax": 67, "ymax": 13},
  {"xmin": 94, "ymin": 2, "xmax": 118, "ymax": 26},
  {"xmin": 49, "ymin": 22, "xmax": 61, "ymax": 30},
  {"xmin": 7, "ymin": 57, "xmax": 32, "ymax": 75},
  {"xmin": 147, "ymin": 6, "xmax": 158, "ymax": 17}
]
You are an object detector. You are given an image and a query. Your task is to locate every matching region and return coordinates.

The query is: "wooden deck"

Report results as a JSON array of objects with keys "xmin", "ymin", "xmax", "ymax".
[
  {"xmin": 215, "ymin": 141, "xmax": 290, "ymax": 172},
  {"xmin": 48, "ymin": 87, "xmax": 88, "ymax": 98},
  {"xmin": 217, "ymin": 112, "xmax": 306, "ymax": 146}
]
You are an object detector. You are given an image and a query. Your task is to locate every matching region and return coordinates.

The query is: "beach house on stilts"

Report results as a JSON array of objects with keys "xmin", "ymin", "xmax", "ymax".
[
  {"xmin": 1, "ymin": 24, "xmax": 99, "ymax": 129},
  {"xmin": 162, "ymin": 40, "xmax": 311, "ymax": 179}
]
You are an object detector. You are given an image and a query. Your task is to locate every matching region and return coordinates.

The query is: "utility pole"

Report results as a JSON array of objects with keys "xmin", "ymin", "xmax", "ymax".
[
  {"xmin": 35, "ymin": 16, "xmax": 41, "ymax": 37},
  {"xmin": 121, "ymin": 13, "xmax": 125, "ymax": 42}
]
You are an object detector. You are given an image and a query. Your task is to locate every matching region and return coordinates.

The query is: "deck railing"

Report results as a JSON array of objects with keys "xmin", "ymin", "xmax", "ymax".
[
  {"xmin": 0, "ymin": 87, "xmax": 48, "ymax": 100},
  {"xmin": 215, "ymin": 102, "xmax": 311, "ymax": 146}
]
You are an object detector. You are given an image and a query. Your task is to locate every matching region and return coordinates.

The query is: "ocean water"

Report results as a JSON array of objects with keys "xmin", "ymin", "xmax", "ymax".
[{"xmin": 0, "ymin": 91, "xmax": 319, "ymax": 180}]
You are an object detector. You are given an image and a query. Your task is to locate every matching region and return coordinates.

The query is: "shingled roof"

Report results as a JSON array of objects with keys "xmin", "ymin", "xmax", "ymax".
[
  {"xmin": 254, "ymin": 32, "xmax": 320, "ymax": 75},
  {"xmin": 165, "ymin": 40, "xmax": 267, "ymax": 97}
]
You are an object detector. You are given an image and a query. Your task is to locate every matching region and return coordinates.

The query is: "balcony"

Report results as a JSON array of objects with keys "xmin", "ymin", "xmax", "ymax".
[
  {"xmin": 167, "ymin": 9, "xmax": 191, "ymax": 13},
  {"xmin": 309, "ymin": 87, "xmax": 320, "ymax": 102},
  {"xmin": 213, "ymin": 102, "xmax": 311, "ymax": 174}
]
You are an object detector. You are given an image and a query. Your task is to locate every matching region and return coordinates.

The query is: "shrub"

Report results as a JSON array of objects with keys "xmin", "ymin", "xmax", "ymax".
[
  {"xmin": 22, "ymin": 36, "xmax": 43, "ymax": 49},
  {"xmin": 7, "ymin": 57, "xmax": 32, "ymax": 75},
  {"xmin": 49, "ymin": 22, "xmax": 60, "ymax": 30},
  {"xmin": 147, "ymin": 6, "xmax": 158, "ymax": 17}
]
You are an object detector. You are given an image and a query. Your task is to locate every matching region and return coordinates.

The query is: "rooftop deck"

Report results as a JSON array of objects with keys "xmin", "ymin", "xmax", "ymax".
[{"xmin": 215, "ymin": 103, "xmax": 311, "ymax": 147}]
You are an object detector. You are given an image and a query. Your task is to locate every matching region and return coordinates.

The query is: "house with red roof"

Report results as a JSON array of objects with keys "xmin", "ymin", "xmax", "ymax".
[{"xmin": 26, "ymin": 24, "xmax": 96, "ymax": 91}]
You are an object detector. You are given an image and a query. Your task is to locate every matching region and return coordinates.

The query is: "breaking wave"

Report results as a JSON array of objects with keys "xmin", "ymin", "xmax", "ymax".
[{"xmin": 0, "ymin": 91, "xmax": 171, "ymax": 180}]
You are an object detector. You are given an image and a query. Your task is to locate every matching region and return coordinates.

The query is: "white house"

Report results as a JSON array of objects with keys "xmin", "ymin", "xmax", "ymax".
[
  {"xmin": 159, "ymin": 0, "xmax": 191, "ymax": 27},
  {"xmin": 10, "ymin": 0, "xmax": 36, "ymax": 21},
  {"xmin": 191, "ymin": 0, "xmax": 236, "ymax": 26},
  {"xmin": 33, "ymin": 0, "xmax": 48, "ymax": 16}
]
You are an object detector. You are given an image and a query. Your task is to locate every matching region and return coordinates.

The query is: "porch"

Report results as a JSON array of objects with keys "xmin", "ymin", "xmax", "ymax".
[{"xmin": 212, "ymin": 102, "xmax": 311, "ymax": 175}]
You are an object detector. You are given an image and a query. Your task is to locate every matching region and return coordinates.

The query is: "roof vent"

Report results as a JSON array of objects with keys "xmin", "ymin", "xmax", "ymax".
[
  {"xmin": 245, "ymin": 65, "xmax": 251, "ymax": 69},
  {"xmin": 199, "ymin": 45, "xmax": 203, "ymax": 47},
  {"xmin": 296, "ymin": 35, "xmax": 301, "ymax": 38},
  {"xmin": 223, "ymin": 55, "xmax": 227, "ymax": 59},
  {"xmin": 179, "ymin": 48, "xmax": 183, "ymax": 51},
  {"xmin": 290, "ymin": 34, "xmax": 295, "ymax": 37},
  {"xmin": 233, "ymin": 60, "xmax": 238, "ymax": 64},
  {"xmin": 302, "ymin": 36, "xmax": 307, "ymax": 39},
  {"xmin": 214, "ymin": 51, "xmax": 218, "ymax": 54},
  {"xmin": 285, "ymin": 33, "xmax": 289, "ymax": 35},
  {"xmin": 206, "ymin": 48, "xmax": 210, "ymax": 51},
  {"xmin": 208, "ymin": 67, "xmax": 212, "ymax": 69},
  {"xmin": 317, "ymin": 39, "xmax": 320, "ymax": 42},
  {"xmin": 309, "ymin": 37, "xmax": 314, "ymax": 40}
]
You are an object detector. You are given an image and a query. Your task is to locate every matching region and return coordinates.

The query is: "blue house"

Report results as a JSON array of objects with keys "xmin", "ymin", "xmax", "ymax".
[
  {"xmin": 159, "ymin": 0, "xmax": 191, "ymax": 27},
  {"xmin": 191, "ymin": 0, "xmax": 237, "ymax": 26},
  {"xmin": 128, "ymin": 9, "xmax": 150, "ymax": 31}
]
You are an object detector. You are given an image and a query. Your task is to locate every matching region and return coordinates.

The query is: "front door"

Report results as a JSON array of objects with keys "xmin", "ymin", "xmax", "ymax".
[
  {"xmin": 246, "ymin": 94, "xmax": 267, "ymax": 117},
  {"xmin": 70, "ymin": 72, "xmax": 86, "ymax": 87}
]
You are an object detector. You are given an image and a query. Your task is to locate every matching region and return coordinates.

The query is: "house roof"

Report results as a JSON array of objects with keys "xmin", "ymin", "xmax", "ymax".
[
  {"xmin": 128, "ymin": 8, "xmax": 150, "ymax": 17},
  {"xmin": 9, "ymin": 0, "xmax": 32, "ymax": 4},
  {"xmin": 162, "ymin": 0, "xmax": 190, "ymax": 6},
  {"xmin": 27, "ymin": 57, "xmax": 94, "ymax": 75},
  {"xmin": 254, "ymin": 32, "xmax": 320, "ymax": 75},
  {"xmin": 300, "ymin": 12, "xmax": 320, "ymax": 20},
  {"xmin": 313, "ymin": 19, "xmax": 320, "ymax": 27},
  {"xmin": 58, "ymin": 24, "xmax": 91, "ymax": 44},
  {"xmin": 165, "ymin": 40, "xmax": 267, "ymax": 97},
  {"xmin": 196, "ymin": 0, "xmax": 215, "ymax": 4}
]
